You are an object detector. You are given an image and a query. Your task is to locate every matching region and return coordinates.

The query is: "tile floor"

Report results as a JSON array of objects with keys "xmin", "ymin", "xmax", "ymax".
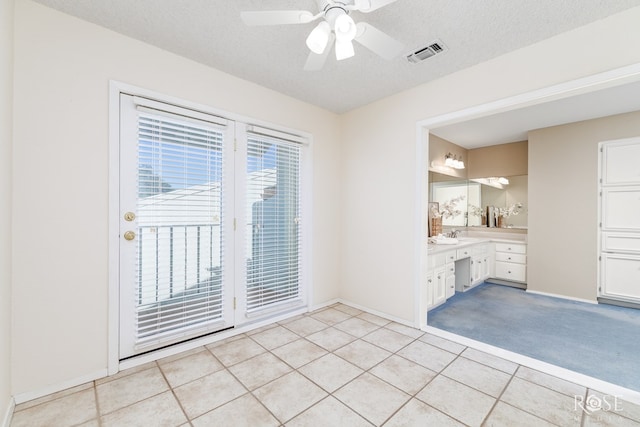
[{"xmin": 10, "ymin": 303, "xmax": 640, "ymax": 426}]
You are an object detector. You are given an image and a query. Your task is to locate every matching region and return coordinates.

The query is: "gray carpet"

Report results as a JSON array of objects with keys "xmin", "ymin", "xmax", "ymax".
[{"xmin": 428, "ymin": 283, "xmax": 640, "ymax": 391}]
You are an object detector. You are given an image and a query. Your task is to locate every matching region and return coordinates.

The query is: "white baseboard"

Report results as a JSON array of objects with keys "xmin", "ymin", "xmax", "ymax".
[
  {"xmin": 526, "ymin": 289, "xmax": 597, "ymax": 304},
  {"xmin": 13, "ymin": 369, "xmax": 107, "ymax": 405},
  {"xmin": 336, "ymin": 298, "xmax": 415, "ymax": 327},
  {"xmin": 1, "ymin": 397, "xmax": 14, "ymax": 427},
  {"xmin": 424, "ymin": 326, "xmax": 640, "ymax": 406}
]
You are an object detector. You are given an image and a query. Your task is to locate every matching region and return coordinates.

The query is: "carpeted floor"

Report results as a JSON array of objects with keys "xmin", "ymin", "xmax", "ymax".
[{"xmin": 428, "ymin": 283, "xmax": 640, "ymax": 391}]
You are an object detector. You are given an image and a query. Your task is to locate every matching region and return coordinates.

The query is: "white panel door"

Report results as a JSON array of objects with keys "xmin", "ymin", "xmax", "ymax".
[
  {"xmin": 602, "ymin": 187, "xmax": 640, "ymax": 231},
  {"xmin": 602, "ymin": 138, "xmax": 640, "ymax": 185},
  {"xmin": 601, "ymin": 254, "xmax": 640, "ymax": 301}
]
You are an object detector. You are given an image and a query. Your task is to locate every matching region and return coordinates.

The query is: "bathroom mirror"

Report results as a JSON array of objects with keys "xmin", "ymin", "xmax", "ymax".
[{"xmin": 429, "ymin": 172, "xmax": 528, "ymax": 228}]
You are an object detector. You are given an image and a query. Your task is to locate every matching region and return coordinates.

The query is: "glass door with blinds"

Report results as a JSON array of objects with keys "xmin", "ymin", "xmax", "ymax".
[{"xmin": 117, "ymin": 92, "xmax": 308, "ymax": 359}]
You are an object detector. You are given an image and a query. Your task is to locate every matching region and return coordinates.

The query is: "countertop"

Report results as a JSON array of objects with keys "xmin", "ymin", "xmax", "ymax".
[{"xmin": 427, "ymin": 236, "xmax": 526, "ymax": 254}]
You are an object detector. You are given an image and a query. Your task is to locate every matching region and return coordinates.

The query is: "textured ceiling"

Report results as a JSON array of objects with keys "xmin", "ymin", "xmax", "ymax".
[{"xmin": 32, "ymin": 0, "xmax": 640, "ymax": 113}]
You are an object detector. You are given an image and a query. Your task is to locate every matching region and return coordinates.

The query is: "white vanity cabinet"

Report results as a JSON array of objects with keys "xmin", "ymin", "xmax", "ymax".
[
  {"xmin": 493, "ymin": 242, "xmax": 527, "ymax": 283},
  {"xmin": 471, "ymin": 243, "xmax": 491, "ymax": 285},
  {"xmin": 426, "ymin": 250, "xmax": 455, "ymax": 310},
  {"xmin": 599, "ymin": 137, "xmax": 640, "ymax": 305}
]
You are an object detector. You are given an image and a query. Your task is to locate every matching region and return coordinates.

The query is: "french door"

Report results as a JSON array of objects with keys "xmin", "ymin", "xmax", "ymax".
[{"xmin": 118, "ymin": 93, "xmax": 306, "ymax": 359}]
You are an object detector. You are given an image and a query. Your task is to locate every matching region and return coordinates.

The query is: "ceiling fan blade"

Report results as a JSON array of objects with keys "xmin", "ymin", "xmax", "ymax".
[
  {"xmin": 241, "ymin": 10, "xmax": 315, "ymax": 26},
  {"xmin": 354, "ymin": 0, "xmax": 398, "ymax": 13},
  {"xmin": 354, "ymin": 22, "xmax": 404, "ymax": 60},
  {"xmin": 304, "ymin": 34, "xmax": 335, "ymax": 71}
]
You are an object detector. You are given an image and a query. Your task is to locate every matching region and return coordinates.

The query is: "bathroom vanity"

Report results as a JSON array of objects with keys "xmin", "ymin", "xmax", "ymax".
[{"xmin": 426, "ymin": 237, "xmax": 527, "ymax": 310}]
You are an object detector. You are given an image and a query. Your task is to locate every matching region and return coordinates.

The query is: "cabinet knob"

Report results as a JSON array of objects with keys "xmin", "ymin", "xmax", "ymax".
[{"xmin": 508, "ymin": 257, "xmax": 512, "ymax": 260}]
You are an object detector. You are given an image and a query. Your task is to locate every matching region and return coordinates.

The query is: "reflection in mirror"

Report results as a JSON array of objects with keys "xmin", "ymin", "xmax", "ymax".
[{"xmin": 429, "ymin": 172, "xmax": 528, "ymax": 229}]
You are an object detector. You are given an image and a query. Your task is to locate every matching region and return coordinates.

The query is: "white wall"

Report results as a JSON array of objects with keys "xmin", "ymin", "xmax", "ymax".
[
  {"xmin": 340, "ymin": 6, "xmax": 640, "ymax": 323},
  {"xmin": 1, "ymin": 0, "xmax": 14, "ymax": 421},
  {"xmin": 12, "ymin": 0, "xmax": 341, "ymax": 397}
]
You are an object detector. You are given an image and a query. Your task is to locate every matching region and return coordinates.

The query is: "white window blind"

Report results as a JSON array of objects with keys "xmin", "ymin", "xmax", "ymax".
[
  {"xmin": 135, "ymin": 111, "xmax": 226, "ymax": 344},
  {"xmin": 246, "ymin": 132, "xmax": 302, "ymax": 312}
]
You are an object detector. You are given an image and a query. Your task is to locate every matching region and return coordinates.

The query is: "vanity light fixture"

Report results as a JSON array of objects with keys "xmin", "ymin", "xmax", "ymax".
[{"xmin": 444, "ymin": 153, "xmax": 465, "ymax": 169}]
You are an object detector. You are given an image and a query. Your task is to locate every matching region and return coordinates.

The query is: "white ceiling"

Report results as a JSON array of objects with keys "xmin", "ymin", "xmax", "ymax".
[
  {"xmin": 431, "ymin": 78, "xmax": 640, "ymax": 148},
  {"xmin": 32, "ymin": 0, "xmax": 640, "ymax": 115}
]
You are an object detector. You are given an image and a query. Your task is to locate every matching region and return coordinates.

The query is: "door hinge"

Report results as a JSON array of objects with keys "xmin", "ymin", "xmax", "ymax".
[
  {"xmin": 234, "ymin": 138, "xmax": 237, "ymax": 152},
  {"xmin": 233, "ymin": 297, "xmax": 237, "ymax": 309},
  {"xmin": 233, "ymin": 218, "xmax": 237, "ymax": 231},
  {"xmin": 599, "ymin": 255, "xmax": 602, "ymax": 261}
]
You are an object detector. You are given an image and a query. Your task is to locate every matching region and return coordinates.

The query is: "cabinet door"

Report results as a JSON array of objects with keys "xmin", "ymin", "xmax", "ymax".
[
  {"xmin": 426, "ymin": 273, "xmax": 434, "ymax": 308},
  {"xmin": 602, "ymin": 187, "xmax": 640, "ymax": 231},
  {"xmin": 433, "ymin": 267, "xmax": 447, "ymax": 306},
  {"xmin": 445, "ymin": 275, "xmax": 455, "ymax": 299},
  {"xmin": 601, "ymin": 254, "xmax": 640, "ymax": 301},
  {"xmin": 602, "ymin": 138, "xmax": 640, "ymax": 185}
]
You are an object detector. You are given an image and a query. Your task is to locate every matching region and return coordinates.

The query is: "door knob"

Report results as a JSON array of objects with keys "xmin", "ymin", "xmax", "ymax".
[
  {"xmin": 124, "ymin": 231, "xmax": 136, "ymax": 241},
  {"xmin": 124, "ymin": 212, "xmax": 136, "ymax": 222}
]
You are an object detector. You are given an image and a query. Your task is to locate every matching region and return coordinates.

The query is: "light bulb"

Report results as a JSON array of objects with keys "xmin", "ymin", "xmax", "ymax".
[
  {"xmin": 334, "ymin": 13, "xmax": 357, "ymax": 41},
  {"xmin": 335, "ymin": 39, "xmax": 355, "ymax": 60},
  {"xmin": 305, "ymin": 21, "xmax": 331, "ymax": 54}
]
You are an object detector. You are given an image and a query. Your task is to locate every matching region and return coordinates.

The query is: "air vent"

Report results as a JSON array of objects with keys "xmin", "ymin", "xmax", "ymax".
[{"xmin": 407, "ymin": 40, "xmax": 447, "ymax": 64}]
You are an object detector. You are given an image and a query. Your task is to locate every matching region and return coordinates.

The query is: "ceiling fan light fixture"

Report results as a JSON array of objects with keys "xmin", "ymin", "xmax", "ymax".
[
  {"xmin": 335, "ymin": 39, "xmax": 355, "ymax": 60},
  {"xmin": 334, "ymin": 13, "xmax": 357, "ymax": 42},
  {"xmin": 306, "ymin": 21, "xmax": 331, "ymax": 54}
]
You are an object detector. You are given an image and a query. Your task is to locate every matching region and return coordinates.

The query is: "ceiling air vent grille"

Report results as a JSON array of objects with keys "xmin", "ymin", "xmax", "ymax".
[{"xmin": 407, "ymin": 40, "xmax": 447, "ymax": 64}]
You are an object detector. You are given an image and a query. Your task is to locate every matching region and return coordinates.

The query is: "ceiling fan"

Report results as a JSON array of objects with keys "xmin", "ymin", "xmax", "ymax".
[{"xmin": 241, "ymin": 0, "xmax": 405, "ymax": 70}]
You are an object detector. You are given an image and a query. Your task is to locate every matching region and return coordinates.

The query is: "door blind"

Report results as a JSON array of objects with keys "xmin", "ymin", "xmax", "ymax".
[
  {"xmin": 135, "ymin": 111, "xmax": 226, "ymax": 345},
  {"xmin": 246, "ymin": 133, "xmax": 302, "ymax": 312}
]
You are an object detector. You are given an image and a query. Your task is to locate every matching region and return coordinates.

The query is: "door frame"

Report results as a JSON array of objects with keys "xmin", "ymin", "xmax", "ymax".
[{"xmin": 108, "ymin": 81, "xmax": 313, "ymax": 374}]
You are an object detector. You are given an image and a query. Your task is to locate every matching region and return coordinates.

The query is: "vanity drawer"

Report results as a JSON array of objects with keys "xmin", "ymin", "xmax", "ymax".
[
  {"xmin": 495, "ymin": 262, "xmax": 526, "ymax": 282},
  {"xmin": 444, "ymin": 251, "xmax": 456, "ymax": 263},
  {"xmin": 456, "ymin": 248, "xmax": 472, "ymax": 259},
  {"xmin": 495, "ymin": 243, "xmax": 526, "ymax": 254},
  {"xmin": 446, "ymin": 262, "xmax": 455, "ymax": 277},
  {"xmin": 495, "ymin": 252, "xmax": 526, "ymax": 264}
]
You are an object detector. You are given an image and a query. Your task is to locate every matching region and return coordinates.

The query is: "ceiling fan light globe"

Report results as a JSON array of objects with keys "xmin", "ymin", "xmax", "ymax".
[
  {"xmin": 334, "ymin": 14, "xmax": 357, "ymax": 42},
  {"xmin": 306, "ymin": 21, "xmax": 331, "ymax": 54},
  {"xmin": 335, "ymin": 39, "xmax": 355, "ymax": 60}
]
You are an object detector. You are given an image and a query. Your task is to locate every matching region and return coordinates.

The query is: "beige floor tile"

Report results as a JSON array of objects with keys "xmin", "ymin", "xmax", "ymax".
[
  {"xmin": 207, "ymin": 336, "xmax": 266, "ymax": 366},
  {"xmin": 384, "ymin": 322, "xmax": 425, "ymax": 339},
  {"xmin": 191, "ymin": 393, "xmax": 279, "ymax": 427},
  {"xmin": 159, "ymin": 349, "xmax": 224, "ymax": 388},
  {"xmin": 484, "ymin": 401, "xmax": 557, "ymax": 427},
  {"xmin": 13, "ymin": 383, "xmax": 94, "ymax": 412},
  {"xmin": 419, "ymin": 333, "xmax": 466, "ymax": 354},
  {"xmin": 332, "ymin": 304, "xmax": 364, "ymax": 317},
  {"xmin": 369, "ymin": 354, "xmax": 436, "ymax": 395},
  {"xmin": 228, "ymin": 352, "xmax": 292, "ymax": 390},
  {"xmin": 271, "ymin": 338, "xmax": 328, "ymax": 369},
  {"xmin": 306, "ymin": 327, "xmax": 356, "ymax": 351},
  {"xmin": 356, "ymin": 311, "xmax": 391, "ymax": 326},
  {"xmin": 250, "ymin": 325, "xmax": 301, "ymax": 350},
  {"xmin": 334, "ymin": 373, "xmax": 410, "ymax": 426},
  {"xmin": 334, "ymin": 317, "xmax": 380, "ymax": 338},
  {"xmin": 76, "ymin": 420, "xmax": 100, "ymax": 427},
  {"xmin": 442, "ymin": 357, "xmax": 511, "ymax": 397},
  {"xmin": 286, "ymin": 396, "xmax": 373, "ymax": 427},
  {"xmin": 460, "ymin": 347, "xmax": 518, "ymax": 374},
  {"xmin": 583, "ymin": 410, "xmax": 640, "ymax": 427},
  {"xmin": 516, "ymin": 366, "xmax": 586, "ymax": 398},
  {"xmin": 500, "ymin": 377, "xmax": 581, "ymax": 426},
  {"xmin": 10, "ymin": 388, "xmax": 97, "ymax": 427},
  {"xmin": 384, "ymin": 399, "xmax": 464, "ymax": 427},
  {"xmin": 100, "ymin": 391, "xmax": 187, "ymax": 427},
  {"xmin": 94, "ymin": 361, "xmax": 158, "ymax": 385},
  {"xmin": 96, "ymin": 366, "xmax": 168, "ymax": 415},
  {"xmin": 173, "ymin": 369, "xmax": 246, "ymax": 419},
  {"xmin": 281, "ymin": 316, "xmax": 329, "ymax": 337},
  {"xmin": 416, "ymin": 375, "xmax": 495, "ymax": 426},
  {"xmin": 308, "ymin": 308, "xmax": 352, "ymax": 325},
  {"xmin": 361, "ymin": 327, "xmax": 414, "ymax": 353},
  {"xmin": 334, "ymin": 339, "xmax": 391, "ymax": 370},
  {"xmin": 298, "ymin": 353, "xmax": 363, "ymax": 392},
  {"xmin": 156, "ymin": 346, "xmax": 206, "ymax": 365},
  {"xmin": 396, "ymin": 340, "xmax": 457, "ymax": 372},
  {"xmin": 253, "ymin": 372, "xmax": 327, "ymax": 423},
  {"xmin": 588, "ymin": 390, "xmax": 640, "ymax": 422}
]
